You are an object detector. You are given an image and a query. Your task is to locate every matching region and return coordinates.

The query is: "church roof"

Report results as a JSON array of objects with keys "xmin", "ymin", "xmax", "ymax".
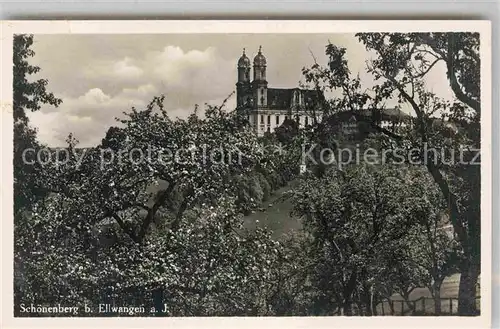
[
  {"xmin": 267, "ymin": 88, "xmax": 293, "ymax": 108},
  {"xmin": 253, "ymin": 46, "xmax": 267, "ymax": 66},
  {"xmin": 237, "ymin": 48, "xmax": 251, "ymax": 67},
  {"xmin": 267, "ymin": 87, "xmax": 324, "ymax": 108},
  {"xmin": 266, "ymin": 88, "xmax": 324, "ymax": 109}
]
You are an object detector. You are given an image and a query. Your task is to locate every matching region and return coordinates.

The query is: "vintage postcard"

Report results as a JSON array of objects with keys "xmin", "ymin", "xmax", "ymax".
[{"xmin": 0, "ymin": 20, "xmax": 492, "ymax": 328}]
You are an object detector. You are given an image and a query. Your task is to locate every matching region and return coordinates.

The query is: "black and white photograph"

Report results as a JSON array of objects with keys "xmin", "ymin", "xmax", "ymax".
[{"xmin": 1, "ymin": 20, "xmax": 492, "ymax": 326}]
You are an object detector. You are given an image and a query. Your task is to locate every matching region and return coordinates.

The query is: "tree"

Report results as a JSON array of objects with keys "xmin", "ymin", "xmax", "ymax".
[
  {"xmin": 14, "ymin": 95, "xmax": 293, "ymax": 315},
  {"xmin": 380, "ymin": 171, "xmax": 460, "ymax": 315},
  {"xmin": 301, "ymin": 34, "xmax": 481, "ymax": 315},
  {"xmin": 355, "ymin": 32, "xmax": 480, "ymax": 315},
  {"xmin": 13, "ymin": 34, "xmax": 62, "ymax": 309},
  {"xmin": 13, "ymin": 34, "xmax": 62, "ymax": 123},
  {"xmin": 403, "ymin": 168, "xmax": 462, "ymax": 314},
  {"xmin": 291, "ymin": 164, "xmax": 423, "ymax": 315},
  {"xmin": 274, "ymin": 117, "xmax": 300, "ymax": 145},
  {"xmin": 101, "ymin": 126, "xmax": 127, "ymax": 151},
  {"xmin": 13, "ymin": 34, "xmax": 62, "ymax": 213}
]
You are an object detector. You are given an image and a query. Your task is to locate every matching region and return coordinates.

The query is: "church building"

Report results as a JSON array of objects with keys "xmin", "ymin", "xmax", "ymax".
[{"xmin": 235, "ymin": 46, "xmax": 323, "ymax": 136}]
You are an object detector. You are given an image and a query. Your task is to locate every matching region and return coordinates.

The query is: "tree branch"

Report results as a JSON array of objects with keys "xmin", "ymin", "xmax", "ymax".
[
  {"xmin": 420, "ymin": 33, "xmax": 480, "ymax": 113},
  {"xmin": 411, "ymin": 57, "xmax": 443, "ymax": 79},
  {"xmin": 382, "ymin": 73, "xmax": 468, "ymax": 248},
  {"xmin": 445, "ymin": 34, "xmax": 480, "ymax": 113},
  {"xmin": 110, "ymin": 212, "xmax": 139, "ymax": 243},
  {"xmin": 137, "ymin": 181, "xmax": 176, "ymax": 242}
]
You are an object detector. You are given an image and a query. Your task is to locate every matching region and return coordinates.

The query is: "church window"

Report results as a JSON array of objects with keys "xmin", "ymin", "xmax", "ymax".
[
  {"xmin": 260, "ymin": 96, "xmax": 265, "ymax": 105},
  {"xmin": 275, "ymin": 115, "xmax": 280, "ymax": 125},
  {"xmin": 260, "ymin": 115, "xmax": 264, "ymax": 124},
  {"xmin": 267, "ymin": 115, "xmax": 271, "ymax": 124},
  {"xmin": 305, "ymin": 116, "xmax": 309, "ymax": 126}
]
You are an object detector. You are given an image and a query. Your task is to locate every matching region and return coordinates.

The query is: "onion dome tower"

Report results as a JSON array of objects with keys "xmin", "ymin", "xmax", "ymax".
[
  {"xmin": 252, "ymin": 46, "xmax": 268, "ymax": 107},
  {"xmin": 236, "ymin": 48, "xmax": 252, "ymax": 107}
]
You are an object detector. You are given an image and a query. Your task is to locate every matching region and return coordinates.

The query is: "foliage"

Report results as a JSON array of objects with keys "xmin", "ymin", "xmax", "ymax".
[
  {"xmin": 14, "ymin": 93, "xmax": 300, "ymax": 315},
  {"xmin": 13, "ymin": 34, "xmax": 62, "ymax": 213},
  {"xmin": 300, "ymin": 32, "xmax": 481, "ymax": 315},
  {"xmin": 274, "ymin": 118, "xmax": 300, "ymax": 145},
  {"xmin": 355, "ymin": 32, "xmax": 481, "ymax": 314},
  {"xmin": 291, "ymin": 164, "xmax": 428, "ymax": 314},
  {"xmin": 13, "ymin": 34, "xmax": 62, "ymax": 123},
  {"xmin": 13, "ymin": 35, "xmax": 64, "ymax": 308}
]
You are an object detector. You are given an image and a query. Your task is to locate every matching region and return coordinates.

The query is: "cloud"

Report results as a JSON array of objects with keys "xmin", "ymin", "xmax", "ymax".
[
  {"xmin": 30, "ymin": 81, "xmax": 236, "ymax": 148},
  {"xmin": 149, "ymin": 46, "xmax": 215, "ymax": 82},
  {"xmin": 83, "ymin": 58, "xmax": 144, "ymax": 84},
  {"xmin": 113, "ymin": 57, "xmax": 144, "ymax": 79},
  {"xmin": 79, "ymin": 88, "xmax": 112, "ymax": 106},
  {"xmin": 28, "ymin": 33, "xmax": 457, "ymax": 147},
  {"xmin": 29, "ymin": 42, "xmax": 237, "ymax": 146},
  {"xmin": 32, "ymin": 85, "xmax": 156, "ymax": 147}
]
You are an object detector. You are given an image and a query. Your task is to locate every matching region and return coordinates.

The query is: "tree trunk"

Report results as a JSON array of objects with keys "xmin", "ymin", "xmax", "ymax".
[
  {"xmin": 458, "ymin": 258, "xmax": 480, "ymax": 315},
  {"xmin": 360, "ymin": 285, "xmax": 373, "ymax": 316},
  {"xmin": 355, "ymin": 301, "xmax": 364, "ymax": 316},
  {"xmin": 371, "ymin": 288, "xmax": 378, "ymax": 316},
  {"xmin": 402, "ymin": 293, "xmax": 415, "ymax": 315},
  {"xmin": 432, "ymin": 280, "xmax": 443, "ymax": 315},
  {"xmin": 388, "ymin": 298, "xmax": 395, "ymax": 315},
  {"xmin": 342, "ymin": 272, "xmax": 357, "ymax": 316},
  {"xmin": 342, "ymin": 300, "xmax": 353, "ymax": 316},
  {"xmin": 152, "ymin": 287, "xmax": 164, "ymax": 316}
]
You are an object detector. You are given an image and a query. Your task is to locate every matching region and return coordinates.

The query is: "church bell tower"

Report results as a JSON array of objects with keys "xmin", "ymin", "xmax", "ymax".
[
  {"xmin": 236, "ymin": 48, "xmax": 252, "ymax": 108},
  {"xmin": 252, "ymin": 46, "xmax": 268, "ymax": 107}
]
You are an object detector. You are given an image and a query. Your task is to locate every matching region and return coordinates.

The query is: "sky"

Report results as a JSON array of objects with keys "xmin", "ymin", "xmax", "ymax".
[{"xmin": 28, "ymin": 33, "xmax": 453, "ymax": 147}]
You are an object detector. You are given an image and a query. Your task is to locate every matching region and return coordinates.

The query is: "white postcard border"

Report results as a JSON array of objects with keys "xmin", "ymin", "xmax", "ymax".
[{"xmin": 0, "ymin": 20, "xmax": 492, "ymax": 329}]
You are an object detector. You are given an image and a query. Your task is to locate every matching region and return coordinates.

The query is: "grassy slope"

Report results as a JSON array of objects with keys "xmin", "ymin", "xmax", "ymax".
[{"xmin": 242, "ymin": 180, "xmax": 302, "ymax": 239}]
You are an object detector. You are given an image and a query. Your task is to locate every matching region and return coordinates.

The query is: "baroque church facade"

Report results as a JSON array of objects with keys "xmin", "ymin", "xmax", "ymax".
[
  {"xmin": 235, "ymin": 46, "xmax": 412, "ymax": 138},
  {"xmin": 235, "ymin": 46, "xmax": 323, "ymax": 136}
]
